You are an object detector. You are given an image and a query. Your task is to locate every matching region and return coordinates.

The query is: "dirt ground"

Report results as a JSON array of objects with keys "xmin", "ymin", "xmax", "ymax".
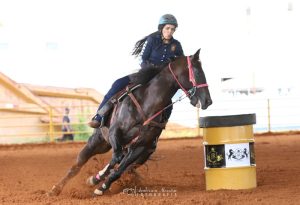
[{"xmin": 0, "ymin": 133, "xmax": 300, "ymax": 205}]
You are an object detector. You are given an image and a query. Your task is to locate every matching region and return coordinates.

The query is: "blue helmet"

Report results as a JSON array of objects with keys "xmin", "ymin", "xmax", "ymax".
[{"xmin": 158, "ymin": 14, "xmax": 178, "ymax": 28}]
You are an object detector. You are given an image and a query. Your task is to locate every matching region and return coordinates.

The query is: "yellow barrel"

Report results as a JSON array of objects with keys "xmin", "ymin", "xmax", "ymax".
[{"xmin": 200, "ymin": 114, "xmax": 256, "ymax": 190}]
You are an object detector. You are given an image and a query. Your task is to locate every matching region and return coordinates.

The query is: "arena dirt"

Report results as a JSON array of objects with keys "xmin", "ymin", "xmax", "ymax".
[{"xmin": 0, "ymin": 134, "xmax": 299, "ymax": 205}]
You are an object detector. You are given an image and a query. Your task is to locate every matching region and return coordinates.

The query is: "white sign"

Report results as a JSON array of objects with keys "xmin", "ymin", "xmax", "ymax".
[{"xmin": 225, "ymin": 143, "xmax": 251, "ymax": 167}]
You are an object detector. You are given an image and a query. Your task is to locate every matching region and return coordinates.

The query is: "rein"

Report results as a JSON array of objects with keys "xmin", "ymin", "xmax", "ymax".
[{"xmin": 143, "ymin": 92, "xmax": 187, "ymax": 126}]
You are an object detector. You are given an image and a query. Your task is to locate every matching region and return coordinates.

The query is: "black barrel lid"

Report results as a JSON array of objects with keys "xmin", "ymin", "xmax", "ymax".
[{"xmin": 199, "ymin": 113, "xmax": 256, "ymax": 128}]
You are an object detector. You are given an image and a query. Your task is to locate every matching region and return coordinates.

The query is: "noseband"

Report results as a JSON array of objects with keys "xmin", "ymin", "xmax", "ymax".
[{"xmin": 168, "ymin": 56, "xmax": 208, "ymax": 98}]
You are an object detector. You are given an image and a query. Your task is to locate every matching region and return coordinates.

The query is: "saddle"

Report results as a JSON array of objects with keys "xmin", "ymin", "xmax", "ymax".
[
  {"xmin": 99, "ymin": 84, "xmax": 142, "ymax": 143},
  {"xmin": 99, "ymin": 84, "xmax": 142, "ymax": 126},
  {"xmin": 117, "ymin": 84, "xmax": 142, "ymax": 102}
]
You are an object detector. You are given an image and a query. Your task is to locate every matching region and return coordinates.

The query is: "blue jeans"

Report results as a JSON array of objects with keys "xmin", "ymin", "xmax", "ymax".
[{"xmin": 97, "ymin": 75, "xmax": 130, "ymax": 111}]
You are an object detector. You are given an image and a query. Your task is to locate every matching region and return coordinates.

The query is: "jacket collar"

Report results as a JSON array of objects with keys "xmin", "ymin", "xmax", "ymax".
[{"xmin": 155, "ymin": 33, "xmax": 174, "ymax": 44}]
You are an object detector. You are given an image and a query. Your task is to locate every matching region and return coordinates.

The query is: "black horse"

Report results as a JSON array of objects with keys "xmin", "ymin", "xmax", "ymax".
[{"xmin": 48, "ymin": 49, "xmax": 212, "ymax": 196}]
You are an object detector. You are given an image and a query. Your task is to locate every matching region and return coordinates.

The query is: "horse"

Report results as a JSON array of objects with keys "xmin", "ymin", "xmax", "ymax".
[{"xmin": 48, "ymin": 49, "xmax": 212, "ymax": 196}]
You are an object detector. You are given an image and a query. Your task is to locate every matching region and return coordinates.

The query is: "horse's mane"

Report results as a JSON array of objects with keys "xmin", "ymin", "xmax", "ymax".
[
  {"xmin": 130, "ymin": 66, "xmax": 163, "ymax": 85},
  {"xmin": 129, "ymin": 57, "xmax": 182, "ymax": 85}
]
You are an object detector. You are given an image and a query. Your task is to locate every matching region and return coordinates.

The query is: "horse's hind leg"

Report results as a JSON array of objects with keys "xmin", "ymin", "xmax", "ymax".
[{"xmin": 48, "ymin": 129, "xmax": 111, "ymax": 196}]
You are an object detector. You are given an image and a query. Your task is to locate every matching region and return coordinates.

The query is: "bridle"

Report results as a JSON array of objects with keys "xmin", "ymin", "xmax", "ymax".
[
  {"xmin": 168, "ymin": 56, "xmax": 208, "ymax": 99},
  {"xmin": 138, "ymin": 56, "xmax": 209, "ymax": 126}
]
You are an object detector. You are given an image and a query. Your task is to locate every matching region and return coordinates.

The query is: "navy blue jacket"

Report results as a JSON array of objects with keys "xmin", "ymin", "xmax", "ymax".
[{"xmin": 140, "ymin": 34, "xmax": 184, "ymax": 68}]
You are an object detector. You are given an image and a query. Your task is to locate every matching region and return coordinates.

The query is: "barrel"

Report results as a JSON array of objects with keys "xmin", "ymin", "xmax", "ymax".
[{"xmin": 199, "ymin": 114, "xmax": 256, "ymax": 190}]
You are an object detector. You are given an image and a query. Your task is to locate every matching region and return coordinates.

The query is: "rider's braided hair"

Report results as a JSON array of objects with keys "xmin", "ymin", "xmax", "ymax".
[{"xmin": 131, "ymin": 25, "xmax": 165, "ymax": 57}]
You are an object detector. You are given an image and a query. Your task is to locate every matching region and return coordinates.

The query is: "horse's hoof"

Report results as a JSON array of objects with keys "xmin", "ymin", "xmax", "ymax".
[
  {"xmin": 47, "ymin": 185, "xmax": 61, "ymax": 196},
  {"xmin": 86, "ymin": 176, "xmax": 100, "ymax": 187},
  {"xmin": 93, "ymin": 188, "xmax": 104, "ymax": 196}
]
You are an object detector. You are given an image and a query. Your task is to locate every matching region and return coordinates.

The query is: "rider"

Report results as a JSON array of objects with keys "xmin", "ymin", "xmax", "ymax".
[{"xmin": 89, "ymin": 14, "xmax": 184, "ymax": 128}]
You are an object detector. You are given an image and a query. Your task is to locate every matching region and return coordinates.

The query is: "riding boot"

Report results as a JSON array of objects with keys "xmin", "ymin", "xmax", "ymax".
[
  {"xmin": 88, "ymin": 114, "xmax": 102, "ymax": 128},
  {"xmin": 97, "ymin": 101, "xmax": 114, "ymax": 116},
  {"xmin": 88, "ymin": 101, "xmax": 114, "ymax": 129}
]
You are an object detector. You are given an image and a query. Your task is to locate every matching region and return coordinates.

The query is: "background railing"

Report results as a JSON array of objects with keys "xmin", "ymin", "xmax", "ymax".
[
  {"xmin": 197, "ymin": 95, "xmax": 300, "ymax": 133},
  {"xmin": 0, "ymin": 96, "xmax": 299, "ymax": 144}
]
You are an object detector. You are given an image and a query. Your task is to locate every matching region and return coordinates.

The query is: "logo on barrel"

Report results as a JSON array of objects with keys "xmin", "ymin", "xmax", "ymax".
[
  {"xmin": 205, "ymin": 145, "xmax": 225, "ymax": 168},
  {"xmin": 225, "ymin": 143, "xmax": 251, "ymax": 167},
  {"xmin": 227, "ymin": 148, "xmax": 249, "ymax": 160}
]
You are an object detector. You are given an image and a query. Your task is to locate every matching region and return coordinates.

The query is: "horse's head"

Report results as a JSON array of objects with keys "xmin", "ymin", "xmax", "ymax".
[
  {"xmin": 188, "ymin": 49, "xmax": 212, "ymax": 109},
  {"xmin": 170, "ymin": 49, "xmax": 212, "ymax": 110}
]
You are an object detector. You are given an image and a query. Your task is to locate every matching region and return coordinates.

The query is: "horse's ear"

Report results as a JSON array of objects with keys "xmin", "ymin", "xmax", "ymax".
[{"xmin": 193, "ymin": 49, "xmax": 201, "ymax": 60}]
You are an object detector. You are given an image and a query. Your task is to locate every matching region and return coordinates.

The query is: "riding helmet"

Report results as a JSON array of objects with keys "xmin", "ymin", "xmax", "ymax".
[{"xmin": 158, "ymin": 14, "xmax": 178, "ymax": 29}]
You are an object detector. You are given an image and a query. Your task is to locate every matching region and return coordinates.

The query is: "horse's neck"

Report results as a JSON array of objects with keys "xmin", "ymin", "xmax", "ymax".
[{"xmin": 142, "ymin": 67, "xmax": 179, "ymax": 107}]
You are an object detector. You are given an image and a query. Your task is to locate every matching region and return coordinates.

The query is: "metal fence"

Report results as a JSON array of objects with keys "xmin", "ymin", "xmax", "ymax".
[
  {"xmin": 0, "ymin": 104, "xmax": 96, "ymax": 144},
  {"xmin": 196, "ymin": 96, "xmax": 300, "ymax": 133},
  {"xmin": 0, "ymin": 96, "xmax": 299, "ymax": 144}
]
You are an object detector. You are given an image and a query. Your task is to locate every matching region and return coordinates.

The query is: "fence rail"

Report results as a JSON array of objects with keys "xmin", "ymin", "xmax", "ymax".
[
  {"xmin": 0, "ymin": 96, "xmax": 299, "ymax": 144},
  {"xmin": 197, "ymin": 96, "xmax": 300, "ymax": 133}
]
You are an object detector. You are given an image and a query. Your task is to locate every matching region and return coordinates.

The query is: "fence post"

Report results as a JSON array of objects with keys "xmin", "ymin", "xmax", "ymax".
[
  {"xmin": 267, "ymin": 98, "xmax": 271, "ymax": 132},
  {"xmin": 197, "ymin": 107, "xmax": 200, "ymax": 136},
  {"xmin": 49, "ymin": 107, "xmax": 54, "ymax": 142}
]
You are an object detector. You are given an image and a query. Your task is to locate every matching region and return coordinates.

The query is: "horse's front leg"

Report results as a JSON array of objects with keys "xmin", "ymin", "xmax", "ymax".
[
  {"xmin": 93, "ymin": 145, "xmax": 146, "ymax": 196},
  {"xmin": 86, "ymin": 150, "xmax": 124, "ymax": 187},
  {"xmin": 108, "ymin": 127, "xmax": 125, "ymax": 166}
]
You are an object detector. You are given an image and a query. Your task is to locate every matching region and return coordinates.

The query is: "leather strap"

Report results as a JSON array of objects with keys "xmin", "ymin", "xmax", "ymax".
[{"xmin": 128, "ymin": 92, "xmax": 147, "ymax": 121}]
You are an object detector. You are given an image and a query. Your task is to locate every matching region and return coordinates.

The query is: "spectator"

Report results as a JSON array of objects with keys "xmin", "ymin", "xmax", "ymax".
[{"xmin": 57, "ymin": 107, "xmax": 74, "ymax": 141}]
